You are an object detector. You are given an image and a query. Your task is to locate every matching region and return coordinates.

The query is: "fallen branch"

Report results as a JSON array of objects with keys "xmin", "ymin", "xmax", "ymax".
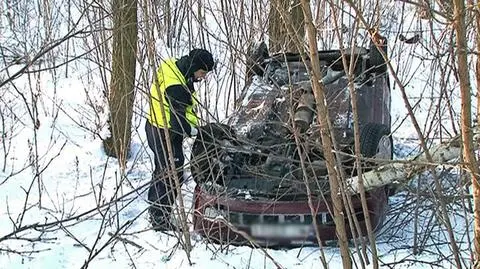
[{"xmin": 346, "ymin": 136, "xmax": 463, "ymax": 194}]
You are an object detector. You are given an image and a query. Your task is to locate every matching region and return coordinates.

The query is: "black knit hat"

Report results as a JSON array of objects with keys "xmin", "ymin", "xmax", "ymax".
[{"xmin": 189, "ymin": 49, "xmax": 215, "ymax": 72}]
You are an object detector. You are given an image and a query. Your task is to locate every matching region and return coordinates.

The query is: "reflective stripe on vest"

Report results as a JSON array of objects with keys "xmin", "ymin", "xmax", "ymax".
[{"xmin": 147, "ymin": 58, "xmax": 198, "ymax": 128}]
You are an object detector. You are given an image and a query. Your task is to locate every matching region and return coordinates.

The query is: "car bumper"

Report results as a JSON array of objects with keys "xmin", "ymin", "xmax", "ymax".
[{"xmin": 193, "ymin": 184, "xmax": 388, "ymax": 246}]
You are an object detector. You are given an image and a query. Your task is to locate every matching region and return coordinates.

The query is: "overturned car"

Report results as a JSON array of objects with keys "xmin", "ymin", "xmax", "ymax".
[{"xmin": 191, "ymin": 44, "xmax": 392, "ymax": 246}]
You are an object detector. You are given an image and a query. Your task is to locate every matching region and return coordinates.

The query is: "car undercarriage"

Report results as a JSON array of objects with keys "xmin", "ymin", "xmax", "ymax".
[{"xmin": 191, "ymin": 45, "xmax": 393, "ymax": 246}]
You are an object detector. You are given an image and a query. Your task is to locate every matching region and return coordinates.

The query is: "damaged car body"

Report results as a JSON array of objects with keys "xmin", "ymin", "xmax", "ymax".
[{"xmin": 191, "ymin": 44, "xmax": 392, "ymax": 246}]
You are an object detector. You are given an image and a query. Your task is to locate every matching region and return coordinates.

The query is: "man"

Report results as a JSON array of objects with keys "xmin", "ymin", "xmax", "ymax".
[{"xmin": 145, "ymin": 49, "xmax": 215, "ymax": 231}]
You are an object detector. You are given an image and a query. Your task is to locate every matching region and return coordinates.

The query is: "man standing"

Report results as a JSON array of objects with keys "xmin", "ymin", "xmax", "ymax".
[{"xmin": 145, "ymin": 49, "xmax": 215, "ymax": 231}]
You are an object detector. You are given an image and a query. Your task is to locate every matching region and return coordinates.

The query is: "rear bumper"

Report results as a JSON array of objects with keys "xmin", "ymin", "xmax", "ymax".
[{"xmin": 193, "ymin": 184, "xmax": 388, "ymax": 246}]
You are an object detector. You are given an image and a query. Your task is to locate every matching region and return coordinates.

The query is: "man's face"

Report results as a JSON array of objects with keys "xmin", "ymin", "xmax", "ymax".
[{"xmin": 193, "ymin": 69, "xmax": 208, "ymax": 82}]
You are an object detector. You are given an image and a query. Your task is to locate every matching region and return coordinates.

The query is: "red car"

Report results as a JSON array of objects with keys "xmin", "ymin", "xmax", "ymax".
[{"xmin": 191, "ymin": 45, "xmax": 392, "ymax": 246}]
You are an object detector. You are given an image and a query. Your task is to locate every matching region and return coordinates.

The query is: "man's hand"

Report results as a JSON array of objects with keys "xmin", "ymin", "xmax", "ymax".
[{"xmin": 190, "ymin": 127, "xmax": 198, "ymax": 137}]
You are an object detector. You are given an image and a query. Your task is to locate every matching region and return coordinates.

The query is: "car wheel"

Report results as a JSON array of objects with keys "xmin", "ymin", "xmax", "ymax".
[
  {"xmin": 368, "ymin": 44, "xmax": 388, "ymax": 73},
  {"xmin": 360, "ymin": 123, "xmax": 392, "ymax": 161},
  {"xmin": 246, "ymin": 41, "xmax": 269, "ymax": 79},
  {"xmin": 360, "ymin": 123, "xmax": 396, "ymax": 196}
]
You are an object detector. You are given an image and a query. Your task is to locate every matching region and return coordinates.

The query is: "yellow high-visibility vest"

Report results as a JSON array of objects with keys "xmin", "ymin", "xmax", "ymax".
[{"xmin": 147, "ymin": 58, "xmax": 198, "ymax": 128}]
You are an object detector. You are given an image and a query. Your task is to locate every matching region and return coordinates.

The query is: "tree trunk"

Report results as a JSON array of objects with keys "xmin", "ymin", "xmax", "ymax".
[
  {"xmin": 452, "ymin": 0, "xmax": 480, "ymax": 266},
  {"xmin": 268, "ymin": 0, "xmax": 304, "ymax": 54},
  {"xmin": 300, "ymin": 1, "xmax": 352, "ymax": 268},
  {"xmin": 103, "ymin": 0, "xmax": 138, "ymax": 167}
]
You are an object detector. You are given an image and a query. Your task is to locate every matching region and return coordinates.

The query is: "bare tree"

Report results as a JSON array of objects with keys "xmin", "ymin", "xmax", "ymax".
[
  {"xmin": 452, "ymin": 0, "xmax": 480, "ymax": 266},
  {"xmin": 103, "ymin": 0, "xmax": 138, "ymax": 168},
  {"xmin": 2, "ymin": 0, "xmax": 480, "ymax": 268},
  {"xmin": 299, "ymin": 1, "xmax": 352, "ymax": 268}
]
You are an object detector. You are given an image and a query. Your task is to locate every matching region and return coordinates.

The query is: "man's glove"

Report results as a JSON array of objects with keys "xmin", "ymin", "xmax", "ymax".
[{"xmin": 190, "ymin": 127, "xmax": 198, "ymax": 137}]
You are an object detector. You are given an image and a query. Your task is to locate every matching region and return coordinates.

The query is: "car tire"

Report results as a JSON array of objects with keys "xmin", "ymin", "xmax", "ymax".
[
  {"xmin": 246, "ymin": 41, "xmax": 269, "ymax": 79},
  {"xmin": 360, "ymin": 123, "xmax": 396, "ymax": 196},
  {"xmin": 368, "ymin": 44, "xmax": 388, "ymax": 73},
  {"xmin": 360, "ymin": 123, "xmax": 392, "ymax": 160}
]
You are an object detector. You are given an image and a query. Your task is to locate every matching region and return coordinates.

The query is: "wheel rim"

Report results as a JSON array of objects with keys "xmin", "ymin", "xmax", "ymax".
[{"xmin": 375, "ymin": 135, "xmax": 392, "ymax": 160}]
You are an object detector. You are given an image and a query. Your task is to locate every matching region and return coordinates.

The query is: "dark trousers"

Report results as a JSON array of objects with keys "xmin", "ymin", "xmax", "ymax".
[{"xmin": 145, "ymin": 120, "xmax": 185, "ymax": 224}]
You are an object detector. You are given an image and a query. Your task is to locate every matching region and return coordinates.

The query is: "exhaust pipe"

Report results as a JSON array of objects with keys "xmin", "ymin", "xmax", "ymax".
[{"xmin": 294, "ymin": 92, "xmax": 315, "ymax": 132}]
